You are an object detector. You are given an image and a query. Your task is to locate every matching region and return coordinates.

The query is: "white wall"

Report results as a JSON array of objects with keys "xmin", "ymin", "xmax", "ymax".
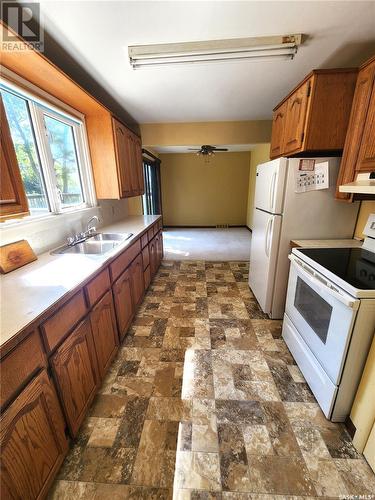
[{"xmin": 0, "ymin": 199, "xmax": 130, "ymax": 255}]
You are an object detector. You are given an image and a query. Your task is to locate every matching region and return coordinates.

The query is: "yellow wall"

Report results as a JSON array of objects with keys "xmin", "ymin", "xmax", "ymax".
[
  {"xmin": 127, "ymin": 196, "xmax": 143, "ymax": 216},
  {"xmin": 246, "ymin": 144, "xmax": 271, "ymax": 229},
  {"xmin": 160, "ymin": 152, "xmax": 251, "ymax": 226},
  {"xmin": 350, "ymin": 337, "xmax": 375, "ymax": 453},
  {"xmin": 141, "ymin": 120, "xmax": 272, "ymax": 147},
  {"xmin": 354, "ymin": 201, "xmax": 375, "ymax": 239}
]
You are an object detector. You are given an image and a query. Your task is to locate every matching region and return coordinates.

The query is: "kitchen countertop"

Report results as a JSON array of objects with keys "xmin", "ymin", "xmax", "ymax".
[
  {"xmin": 0, "ymin": 215, "xmax": 161, "ymax": 354},
  {"xmin": 291, "ymin": 238, "xmax": 363, "ymax": 249}
]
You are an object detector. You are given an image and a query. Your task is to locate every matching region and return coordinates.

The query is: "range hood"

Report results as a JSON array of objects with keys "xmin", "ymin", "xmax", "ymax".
[{"xmin": 339, "ymin": 172, "xmax": 375, "ymax": 195}]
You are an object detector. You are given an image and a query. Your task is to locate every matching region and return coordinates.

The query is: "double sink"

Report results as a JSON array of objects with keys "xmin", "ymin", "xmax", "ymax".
[{"xmin": 52, "ymin": 232, "xmax": 133, "ymax": 255}]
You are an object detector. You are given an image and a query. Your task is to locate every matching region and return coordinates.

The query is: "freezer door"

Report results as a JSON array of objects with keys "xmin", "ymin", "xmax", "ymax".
[
  {"xmin": 249, "ymin": 209, "xmax": 282, "ymax": 315},
  {"xmin": 254, "ymin": 158, "xmax": 287, "ymax": 214}
]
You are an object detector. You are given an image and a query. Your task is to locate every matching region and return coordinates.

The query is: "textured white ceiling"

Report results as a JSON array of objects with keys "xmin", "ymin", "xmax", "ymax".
[{"xmin": 39, "ymin": 1, "xmax": 375, "ymax": 123}]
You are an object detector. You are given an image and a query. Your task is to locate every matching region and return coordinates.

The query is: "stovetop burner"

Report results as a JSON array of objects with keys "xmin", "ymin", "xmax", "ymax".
[{"xmin": 298, "ymin": 247, "xmax": 375, "ymax": 290}]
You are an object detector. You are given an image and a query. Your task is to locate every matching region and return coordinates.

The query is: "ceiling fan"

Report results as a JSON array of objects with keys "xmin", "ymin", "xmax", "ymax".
[{"xmin": 188, "ymin": 145, "xmax": 229, "ymax": 156}]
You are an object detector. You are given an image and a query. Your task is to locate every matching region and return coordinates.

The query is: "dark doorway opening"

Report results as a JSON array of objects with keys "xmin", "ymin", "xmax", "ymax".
[{"xmin": 142, "ymin": 150, "xmax": 162, "ymax": 216}]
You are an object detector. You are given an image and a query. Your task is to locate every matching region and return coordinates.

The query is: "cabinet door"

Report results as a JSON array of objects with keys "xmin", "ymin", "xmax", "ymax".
[
  {"xmin": 283, "ymin": 79, "xmax": 311, "ymax": 155},
  {"xmin": 130, "ymin": 254, "xmax": 145, "ymax": 309},
  {"xmin": 135, "ymin": 136, "xmax": 145, "ymax": 194},
  {"xmin": 335, "ymin": 62, "xmax": 375, "ymax": 199},
  {"xmin": 127, "ymin": 132, "xmax": 140, "ymax": 195},
  {"xmin": 51, "ymin": 319, "xmax": 98, "ymax": 437},
  {"xmin": 149, "ymin": 237, "xmax": 158, "ymax": 277},
  {"xmin": 90, "ymin": 291, "xmax": 119, "ymax": 379},
  {"xmin": 270, "ymin": 101, "xmax": 287, "ymax": 159},
  {"xmin": 0, "ymin": 95, "xmax": 29, "ymax": 221},
  {"xmin": 356, "ymin": 80, "xmax": 375, "ymax": 172},
  {"xmin": 113, "ymin": 118, "xmax": 132, "ymax": 197},
  {"xmin": 156, "ymin": 231, "xmax": 163, "ymax": 266},
  {"xmin": 0, "ymin": 370, "xmax": 68, "ymax": 500},
  {"xmin": 113, "ymin": 268, "xmax": 134, "ymax": 339}
]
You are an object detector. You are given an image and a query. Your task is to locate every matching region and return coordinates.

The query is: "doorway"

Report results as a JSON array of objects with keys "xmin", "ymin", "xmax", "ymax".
[{"xmin": 142, "ymin": 151, "xmax": 162, "ymax": 216}]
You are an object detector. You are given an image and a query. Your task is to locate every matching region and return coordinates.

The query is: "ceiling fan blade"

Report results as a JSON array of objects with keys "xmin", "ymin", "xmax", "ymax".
[
  {"xmin": 213, "ymin": 148, "xmax": 229, "ymax": 151},
  {"xmin": 187, "ymin": 148, "xmax": 201, "ymax": 151}
]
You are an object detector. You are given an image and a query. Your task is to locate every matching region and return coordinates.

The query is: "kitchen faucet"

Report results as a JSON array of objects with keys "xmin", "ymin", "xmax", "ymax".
[
  {"xmin": 66, "ymin": 215, "xmax": 100, "ymax": 246},
  {"xmin": 86, "ymin": 215, "xmax": 100, "ymax": 235}
]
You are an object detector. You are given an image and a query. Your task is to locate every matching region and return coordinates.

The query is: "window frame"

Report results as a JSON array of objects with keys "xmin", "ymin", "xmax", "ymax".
[{"xmin": 0, "ymin": 72, "xmax": 97, "ymax": 221}]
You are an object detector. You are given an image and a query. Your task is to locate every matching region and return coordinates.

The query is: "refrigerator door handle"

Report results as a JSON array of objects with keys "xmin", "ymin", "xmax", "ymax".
[
  {"xmin": 269, "ymin": 171, "xmax": 277, "ymax": 212},
  {"xmin": 265, "ymin": 216, "xmax": 273, "ymax": 257}
]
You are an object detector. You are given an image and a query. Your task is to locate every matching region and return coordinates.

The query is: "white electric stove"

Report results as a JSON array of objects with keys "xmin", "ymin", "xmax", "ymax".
[{"xmin": 282, "ymin": 214, "xmax": 375, "ymax": 421}]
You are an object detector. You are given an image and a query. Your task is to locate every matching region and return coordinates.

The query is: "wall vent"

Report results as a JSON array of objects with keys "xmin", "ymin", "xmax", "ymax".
[{"xmin": 216, "ymin": 224, "xmax": 229, "ymax": 229}]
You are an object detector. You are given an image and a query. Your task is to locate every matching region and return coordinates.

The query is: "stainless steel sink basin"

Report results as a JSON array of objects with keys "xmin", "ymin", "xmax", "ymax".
[
  {"xmin": 51, "ymin": 232, "xmax": 133, "ymax": 255},
  {"xmin": 89, "ymin": 233, "xmax": 132, "ymax": 241}
]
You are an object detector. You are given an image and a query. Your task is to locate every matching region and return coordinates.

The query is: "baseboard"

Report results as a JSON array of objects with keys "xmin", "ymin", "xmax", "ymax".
[
  {"xmin": 245, "ymin": 225, "xmax": 252, "ymax": 232},
  {"xmin": 163, "ymin": 225, "xmax": 250, "ymax": 229}
]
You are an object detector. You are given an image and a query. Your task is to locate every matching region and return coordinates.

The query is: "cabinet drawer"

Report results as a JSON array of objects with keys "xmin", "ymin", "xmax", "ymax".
[
  {"xmin": 41, "ymin": 290, "xmax": 88, "ymax": 353},
  {"xmin": 142, "ymin": 245, "xmax": 150, "ymax": 270},
  {"xmin": 144, "ymin": 265, "xmax": 151, "ymax": 289},
  {"xmin": 157, "ymin": 219, "xmax": 163, "ymax": 230},
  {"xmin": 147, "ymin": 226, "xmax": 154, "ymax": 241},
  {"xmin": 141, "ymin": 233, "xmax": 148, "ymax": 249},
  {"xmin": 85, "ymin": 267, "xmax": 111, "ymax": 307},
  {"xmin": 110, "ymin": 239, "xmax": 141, "ymax": 281},
  {"xmin": 1, "ymin": 330, "xmax": 46, "ymax": 407}
]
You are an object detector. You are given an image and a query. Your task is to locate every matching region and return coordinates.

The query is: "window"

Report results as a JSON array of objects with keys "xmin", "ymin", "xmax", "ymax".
[{"xmin": 1, "ymin": 81, "xmax": 95, "ymax": 217}]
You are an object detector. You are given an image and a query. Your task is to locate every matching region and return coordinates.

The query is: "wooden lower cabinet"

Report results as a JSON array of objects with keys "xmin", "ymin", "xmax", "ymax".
[
  {"xmin": 0, "ymin": 221, "xmax": 163, "ymax": 498},
  {"xmin": 130, "ymin": 253, "xmax": 145, "ymax": 308},
  {"xmin": 0, "ymin": 369, "xmax": 68, "ymax": 500},
  {"xmin": 149, "ymin": 237, "xmax": 158, "ymax": 277},
  {"xmin": 113, "ymin": 268, "xmax": 134, "ymax": 339},
  {"xmin": 50, "ymin": 319, "xmax": 99, "ymax": 437},
  {"xmin": 144, "ymin": 265, "xmax": 151, "ymax": 289},
  {"xmin": 90, "ymin": 291, "xmax": 119, "ymax": 378},
  {"xmin": 156, "ymin": 231, "xmax": 164, "ymax": 265}
]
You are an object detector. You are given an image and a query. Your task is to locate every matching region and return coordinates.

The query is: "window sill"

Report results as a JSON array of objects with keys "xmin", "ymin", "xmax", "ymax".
[{"xmin": 0, "ymin": 206, "xmax": 98, "ymax": 230}]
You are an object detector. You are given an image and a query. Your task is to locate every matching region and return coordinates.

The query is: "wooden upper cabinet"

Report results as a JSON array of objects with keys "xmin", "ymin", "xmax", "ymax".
[
  {"xmin": 135, "ymin": 135, "xmax": 145, "ymax": 195},
  {"xmin": 336, "ymin": 56, "xmax": 375, "ymax": 200},
  {"xmin": 113, "ymin": 118, "xmax": 132, "ymax": 197},
  {"xmin": 111, "ymin": 117, "xmax": 143, "ymax": 199},
  {"xmin": 90, "ymin": 290, "xmax": 119, "ymax": 379},
  {"xmin": 283, "ymin": 79, "xmax": 311, "ymax": 155},
  {"xmin": 0, "ymin": 95, "xmax": 29, "ymax": 221},
  {"xmin": 356, "ymin": 75, "xmax": 375, "ymax": 172},
  {"xmin": 0, "ymin": 369, "xmax": 68, "ymax": 500},
  {"xmin": 270, "ymin": 101, "xmax": 287, "ymax": 159},
  {"xmin": 50, "ymin": 319, "xmax": 99, "ymax": 437},
  {"xmin": 270, "ymin": 69, "xmax": 357, "ymax": 159},
  {"xmin": 127, "ymin": 131, "xmax": 140, "ymax": 194}
]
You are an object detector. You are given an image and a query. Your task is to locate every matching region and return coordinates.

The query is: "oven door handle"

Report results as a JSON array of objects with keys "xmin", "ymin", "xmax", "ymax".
[{"xmin": 289, "ymin": 254, "xmax": 360, "ymax": 310}]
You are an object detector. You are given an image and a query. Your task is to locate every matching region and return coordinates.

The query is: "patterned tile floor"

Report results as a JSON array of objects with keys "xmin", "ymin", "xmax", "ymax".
[{"xmin": 50, "ymin": 261, "xmax": 375, "ymax": 500}]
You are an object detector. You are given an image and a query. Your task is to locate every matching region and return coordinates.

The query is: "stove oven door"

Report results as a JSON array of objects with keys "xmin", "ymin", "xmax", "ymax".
[{"xmin": 285, "ymin": 254, "xmax": 360, "ymax": 385}]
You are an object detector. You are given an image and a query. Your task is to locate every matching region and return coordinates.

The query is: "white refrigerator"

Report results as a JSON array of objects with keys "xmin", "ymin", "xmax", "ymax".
[{"xmin": 248, "ymin": 157, "xmax": 360, "ymax": 319}]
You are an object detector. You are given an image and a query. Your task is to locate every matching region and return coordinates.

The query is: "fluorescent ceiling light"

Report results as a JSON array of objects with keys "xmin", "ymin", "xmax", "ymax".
[{"xmin": 129, "ymin": 34, "xmax": 304, "ymax": 69}]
